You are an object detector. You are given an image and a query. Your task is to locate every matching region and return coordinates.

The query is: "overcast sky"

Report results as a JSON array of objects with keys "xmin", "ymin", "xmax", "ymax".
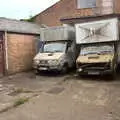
[{"xmin": 0, "ymin": 0, "xmax": 60, "ymax": 19}]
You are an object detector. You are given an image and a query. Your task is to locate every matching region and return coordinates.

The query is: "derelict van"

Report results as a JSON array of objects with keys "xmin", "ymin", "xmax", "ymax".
[{"xmin": 33, "ymin": 26, "xmax": 79, "ymax": 73}]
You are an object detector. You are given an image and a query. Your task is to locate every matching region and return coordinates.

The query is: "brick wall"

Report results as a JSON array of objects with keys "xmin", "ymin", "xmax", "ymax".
[
  {"xmin": 33, "ymin": 0, "xmax": 93, "ymax": 26},
  {"xmin": 114, "ymin": 0, "xmax": 120, "ymax": 13},
  {"xmin": 7, "ymin": 33, "xmax": 37, "ymax": 74},
  {"xmin": 95, "ymin": 0, "xmax": 114, "ymax": 15},
  {"xmin": 33, "ymin": 0, "xmax": 120, "ymax": 27}
]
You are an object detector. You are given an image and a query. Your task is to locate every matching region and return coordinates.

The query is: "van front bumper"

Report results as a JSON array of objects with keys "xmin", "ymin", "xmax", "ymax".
[
  {"xmin": 76, "ymin": 62, "xmax": 113, "ymax": 75},
  {"xmin": 77, "ymin": 68, "xmax": 112, "ymax": 75},
  {"xmin": 33, "ymin": 64, "xmax": 62, "ymax": 72}
]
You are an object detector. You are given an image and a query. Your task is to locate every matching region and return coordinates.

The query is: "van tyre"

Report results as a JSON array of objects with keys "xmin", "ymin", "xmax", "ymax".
[
  {"xmin": 111, "ymin": 63, "xmax": 117, "ymax": 79},
  {"xmin": 34, "ymin": 69, "xmax": 39, "ymax": 75},
  {"xmin": 61, "ymin": 64, "xmax": 68, "ymax": 74}
]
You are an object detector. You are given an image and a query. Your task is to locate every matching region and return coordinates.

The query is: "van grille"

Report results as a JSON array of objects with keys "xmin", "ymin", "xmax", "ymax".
[
  {"xmin": 39, "ymin": 60, "xmax": 48, "ymax": 65},
  {"xmin": 78, "ymin": 63, "xmax": 110, "ymax": 70}
]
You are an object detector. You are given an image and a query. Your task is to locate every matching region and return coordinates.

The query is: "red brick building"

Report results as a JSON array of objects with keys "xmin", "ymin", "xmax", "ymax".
[{"xmin": 33, "ymin": 0, "xmax": 120, "ymax": 27}]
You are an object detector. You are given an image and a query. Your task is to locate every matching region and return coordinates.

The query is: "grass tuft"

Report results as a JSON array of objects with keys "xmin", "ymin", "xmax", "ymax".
[{"xmin": 13, "ymin": 97, "xmax": 29, "ymax": 107}]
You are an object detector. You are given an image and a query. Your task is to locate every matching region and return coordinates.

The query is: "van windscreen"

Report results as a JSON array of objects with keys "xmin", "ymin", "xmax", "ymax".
[{"xmin": 41, "ymin": 42, "xmax": 67, "ymax": 53}]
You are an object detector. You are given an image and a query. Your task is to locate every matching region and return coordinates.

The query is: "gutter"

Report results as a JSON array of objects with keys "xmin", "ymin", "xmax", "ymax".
[
  {"xmin": 60, "ymin": 13, "xmax": 120, "ymax": 23},
  {"xmin": 4, "ymin": 31, "xmax": 8, "ymax": 72}
]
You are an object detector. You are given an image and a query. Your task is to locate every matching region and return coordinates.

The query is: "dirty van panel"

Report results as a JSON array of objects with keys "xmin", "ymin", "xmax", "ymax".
[
  {"xmin": 75, "ymin": 18, "xmax": 119, "ymax": 44},
  {"xmin": 41, "ymin": 26, "xmax": 75, "ymax": 42}
]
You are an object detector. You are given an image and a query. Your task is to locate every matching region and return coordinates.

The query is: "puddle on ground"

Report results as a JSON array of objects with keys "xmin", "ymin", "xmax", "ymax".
[{"xmin": 46, "ymin": 87, "xmax": 65, "ymax": 95}]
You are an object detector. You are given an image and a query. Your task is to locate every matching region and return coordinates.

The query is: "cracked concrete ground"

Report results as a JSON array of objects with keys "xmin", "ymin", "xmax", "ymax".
[{"xmin": 0, "ymin": 71, "xmax": 120, "ymax": 120}]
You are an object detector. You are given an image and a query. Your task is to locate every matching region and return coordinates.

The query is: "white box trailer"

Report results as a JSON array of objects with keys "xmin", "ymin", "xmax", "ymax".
[
  {"xmin": 40, "ymin": 26, "xmax": 75, "ymax": 41},
  {"xmin": 75, "ymin": 18, "xmax": 119, "ymax": 44}
]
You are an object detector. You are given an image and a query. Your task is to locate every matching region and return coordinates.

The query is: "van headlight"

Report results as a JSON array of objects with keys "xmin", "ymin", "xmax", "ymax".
[
  {"xmin": 48, "ymin": 60, "xmax": 59, "ymax": 65},
  {"xmin": 34, "ymin": 60, "xmax": 40, "ymax": 64}
]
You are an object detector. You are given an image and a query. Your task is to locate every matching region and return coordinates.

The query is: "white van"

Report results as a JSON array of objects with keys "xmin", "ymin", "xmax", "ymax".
[{"xmin": 33, "ymin": 26, "xmax": 79, "ymax": 73}]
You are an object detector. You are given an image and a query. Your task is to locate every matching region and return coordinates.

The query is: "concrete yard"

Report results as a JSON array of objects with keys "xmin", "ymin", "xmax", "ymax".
[{"xmin": 0, "ymin": 71, "xmax": 120, "ymax": 120}]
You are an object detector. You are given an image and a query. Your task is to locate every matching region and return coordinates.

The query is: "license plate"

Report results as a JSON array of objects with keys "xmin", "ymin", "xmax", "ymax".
[
  {"xmin": 39, "ymin": 67, "xmax": 47, "ymax": 70},
  {"xmin": 88, "ymin": 72, "xmax": 99, "ymax": 75}
]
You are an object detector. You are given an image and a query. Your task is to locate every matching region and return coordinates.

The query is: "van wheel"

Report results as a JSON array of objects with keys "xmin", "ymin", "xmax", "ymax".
[
  {"xmin": 61, "ymin": 64, "xmax": 68, "ymax": 74},
  {"xmin": 34, "ymin": 69, "xmax": 39, "ymax": 75},
  {"xmin": 111, "ymin": 64, "xmax": 117, "ymax": 79}
]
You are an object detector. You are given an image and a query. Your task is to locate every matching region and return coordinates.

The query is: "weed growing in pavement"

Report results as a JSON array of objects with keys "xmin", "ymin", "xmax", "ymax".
[{"xmin": 13, "ymin": 97, "xmax": 29, "ymax": 107}]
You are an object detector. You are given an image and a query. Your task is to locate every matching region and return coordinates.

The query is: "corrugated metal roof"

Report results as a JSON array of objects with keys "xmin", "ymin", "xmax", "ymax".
[{"xmin": 0, "ymin": 17, "xmax": 41, "ymax": 34}]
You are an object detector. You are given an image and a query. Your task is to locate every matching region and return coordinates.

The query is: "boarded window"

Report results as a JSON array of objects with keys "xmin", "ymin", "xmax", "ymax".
[{"xmin": 77, "ymin": 0, "xmax": 96, "ymax": 9}]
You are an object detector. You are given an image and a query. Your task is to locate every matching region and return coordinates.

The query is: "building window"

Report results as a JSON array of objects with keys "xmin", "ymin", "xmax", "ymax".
[{"xmin": 77, "ymin": 0, "xmax": 96, "ymax": 9}]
